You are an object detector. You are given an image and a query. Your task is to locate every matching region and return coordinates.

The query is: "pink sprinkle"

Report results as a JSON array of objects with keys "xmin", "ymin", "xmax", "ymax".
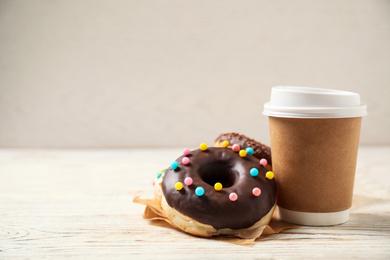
[
  {"xmin": 183, "ymin": 148, "xmax": 191, "ymax": 156},
  {"xmin": 252, "ymin": 187, "xmax": 261, "ymax": 197},
  {"xmin": 182, "ymin": 157, "xmax": 190, "ymax": 165},
  {"xmin": 184, "ymin": 177, "xmax": 193, "ymax": 186},
  {"xmin": 229, "ymin": 192, "xmax": 238, "ymax": 201},
  {"xmin": 260, "ymin": 158, "xmax": 268, "ymax": 166},
  {"xmin": 232, "ymin": 144, "xmax": 240, "ymax": 152}
]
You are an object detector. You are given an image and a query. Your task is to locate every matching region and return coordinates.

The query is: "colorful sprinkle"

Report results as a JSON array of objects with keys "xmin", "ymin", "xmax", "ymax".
[
  {"xmin": 232, "ymin": 144, "xmax": 240, "ymax": 152},
  {"xmin": 184, "ymin": 177, "xmax": 193, "ymax": 186},
  {"xmin": 252, "ymin": 187, "xmax": 261, "ymax": 197},
  {"xmin": 182, "ymin": 157, "xmax": 190, "ymax": 165},
  {"xmin": 214, "ymin": 182, "xmax": 223, "ymax": 191},
  {"xmin": 246, "ymin": 147, "xmax": 254, "ymax": 155},
  {"xmin": 229, "ymin": 192, "xmax": 238, "ymax": 201},
  {"xmin": 200, "ymin": 143, "xmax": 208, "ymax": 151},
  {"xmin": 222, "ymin": 140, "xmax": 229, "ymax": 147},
  {"xmin": 157, "ymin": 173, "xmax": 162, "ymax": 179},
  {"xmin": 266, "ymin": 171, "xmax": 274, "ymax": 180},
  {"xmin": 170, "ymin": 161, "xmax": 179, "ymax": 170},
  {"xmin": 250, "ymin": 168, "xmax": 259, "ymax": 177},
  {"xmin": 260, "ymin": 158, "xmax": 268, "ymax": 166},
  {"xmin": 183, "ymin": 148, "xmax": 191, "ymax": 156},
  {"xmin": 239, "ymin": 150, "xmax": 247, "ymax": 157},
  {"xmin": 175, "ymin": 182, "xmax": 183, "ymax": 191},
  {"xmin": 195, "ymin": 187, "xmax": 205, "ymax": 196}
]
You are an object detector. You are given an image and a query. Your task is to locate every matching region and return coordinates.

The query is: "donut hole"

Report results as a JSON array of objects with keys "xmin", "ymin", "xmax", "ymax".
[{"xmin": 198, "ymin": 160, "xmax": 237, "ymax": 188}]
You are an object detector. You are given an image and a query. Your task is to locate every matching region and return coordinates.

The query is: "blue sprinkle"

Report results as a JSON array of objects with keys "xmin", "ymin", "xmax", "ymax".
[
  {"xmin": 195, "ymin": 187, "xmax": 205, "ymax": 196},
  {"xmin": 250, "ymin": 168, "xmax": 259, "ymax": 177},
  {"xmin": 170, "ymin": 161, "xmax": 179, "ymax": 170},
  {"xmin": 246, "ymin": 147, "xmax": 254, "ymax": 156},
  {"xmin": 157, "ymin": 173, "xmax": 162, "ymax": 179}
]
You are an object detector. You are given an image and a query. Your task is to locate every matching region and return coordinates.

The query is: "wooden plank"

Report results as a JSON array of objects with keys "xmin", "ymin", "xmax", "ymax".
[{"xmin": 0, "ymin": 147, "xmax": 389, "ymax": 258}]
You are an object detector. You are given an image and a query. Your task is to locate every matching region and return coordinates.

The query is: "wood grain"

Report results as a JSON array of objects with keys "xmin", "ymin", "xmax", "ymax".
[{"xmin": 0, "ymin": 147, "xmax": 389, "ymax": 258}]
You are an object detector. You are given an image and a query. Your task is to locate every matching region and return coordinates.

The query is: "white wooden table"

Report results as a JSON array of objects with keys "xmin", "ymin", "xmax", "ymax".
[{"xmin": 1, "ymin": 147, "xmax": 389, "ymax": 259}]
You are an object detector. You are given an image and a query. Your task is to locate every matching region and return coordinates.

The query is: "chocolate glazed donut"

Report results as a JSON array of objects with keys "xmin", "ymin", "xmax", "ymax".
[
  {"xmin": 160, "ymin": 145, "xmax": 276, "ymax": 236},
  {"xmin": 214, "ymin": 132, "xmax": 272, "ymax": 168}
]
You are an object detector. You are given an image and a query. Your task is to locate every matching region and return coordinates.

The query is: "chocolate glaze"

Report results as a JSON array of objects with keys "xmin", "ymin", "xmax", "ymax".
[
  {"xmin": 214, "ymin": 132, "xmax": 272, "ymax": 165},
  {"xmin": 161, "ymin": 147, "xmax": 277, "ymax": 230}
]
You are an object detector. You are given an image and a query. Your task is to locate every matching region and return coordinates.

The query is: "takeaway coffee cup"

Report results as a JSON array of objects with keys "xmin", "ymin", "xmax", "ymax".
[{"xmin": 263, "ymin": 86, "xmax": 367, "ymax": 226}]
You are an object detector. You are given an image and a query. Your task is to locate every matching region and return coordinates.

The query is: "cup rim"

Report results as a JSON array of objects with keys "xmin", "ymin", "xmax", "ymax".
[{"xmin": 263, "ymin": 102, "xmax": 367, "ymax": 118}]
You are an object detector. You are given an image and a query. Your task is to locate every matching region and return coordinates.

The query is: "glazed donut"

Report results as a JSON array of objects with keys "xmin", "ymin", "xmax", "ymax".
[
  {"xmin": 214, "ymin": 132, "xmax": 272, "ymax": 169},
  {"xmin": 154, "ymin": 143, "xmax": 276, "ymax": 237}
]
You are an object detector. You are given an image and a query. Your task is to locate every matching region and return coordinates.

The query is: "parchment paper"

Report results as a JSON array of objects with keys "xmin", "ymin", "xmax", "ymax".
[{"xmin": 133, "ymin": 191, "xmax": 297, "ymax": 245}]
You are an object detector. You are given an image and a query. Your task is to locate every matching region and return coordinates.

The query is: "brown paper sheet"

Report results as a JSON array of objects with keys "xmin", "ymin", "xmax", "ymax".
[{"xmin": 133, "ymin": 191, "xmax": 297, "ymax": 245}]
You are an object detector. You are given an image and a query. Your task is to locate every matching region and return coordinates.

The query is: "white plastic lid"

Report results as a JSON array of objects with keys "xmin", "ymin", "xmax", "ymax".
[{"xmin": 263, "ymin": 86, "xmax": 367, "ymax": 118}]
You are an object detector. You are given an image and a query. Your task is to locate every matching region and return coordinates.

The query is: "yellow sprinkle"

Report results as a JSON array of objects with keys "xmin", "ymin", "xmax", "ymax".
[
  {"xmin": 214, "ymin": 182, "xmax": 223, "ymax": 191},
  {"xmin": 222, "ymin": 140, "xmax": 229, "ymax": 148},
  {"xmin": 266, "ymin": 171, "xmax": 274, "ymax": 180},
  {"xmin": 200, "ymin": 143, "xmax": 208, "ymax": 151},
  {"xmin": 175, "ymin": 182, "xmax": 183, "ymax": 191},
  {"xmin": 239, "ymin": 150, "xmax": 247, "ymax": 157}
]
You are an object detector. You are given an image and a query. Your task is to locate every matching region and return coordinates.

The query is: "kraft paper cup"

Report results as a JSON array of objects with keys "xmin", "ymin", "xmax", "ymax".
[{"xmin": 263, "ymin": 86, "xmax": 367, "ymax": 226}]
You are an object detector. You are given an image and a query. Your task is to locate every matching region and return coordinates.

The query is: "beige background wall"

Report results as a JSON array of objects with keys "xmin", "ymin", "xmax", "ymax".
[{"xmin": 0, "ymin": 0, "xmax": 389, "ymax": 148}]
